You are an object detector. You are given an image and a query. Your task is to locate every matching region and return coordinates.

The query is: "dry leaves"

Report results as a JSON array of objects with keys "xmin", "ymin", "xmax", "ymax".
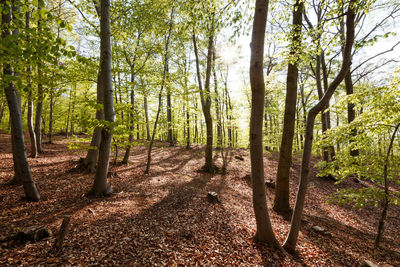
[{"xmin": 0, "ymin": 134, "xmax": 399, "ymax": 266}]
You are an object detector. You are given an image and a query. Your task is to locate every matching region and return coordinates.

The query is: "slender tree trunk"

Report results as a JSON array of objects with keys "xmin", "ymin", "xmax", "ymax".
[
  {"xmin": 88, "ymin": 0, "xmax": 115, "ymax": 196},
  {"xmin": 249, "ymin": 0, "xmax": 279, "ymax": 246},
  {"xmin": 184, "ymin": 59, "xmax": 191, "ymax": 149},
  {"xmin": 213, "ymin": 48, "xmax": 223, "ymax": 149},
  {"xmin": 145, "ymin": 7, "xmax": 174, "ymax": 174},
  {"xmin": 48, "ymin": 92, "xmax": 54, "ymax": 143},
  {"xmin": 3, "ymin": 0, "xmax": 40, "ymax": 201},
  {"xmin": 0, "ymin": 100, "xmax": 5, "ymax": 125},
  {"xmin": 274, "ymin": 0, "xmax": 303, "ymax": 213},
  {"xmin": 167, "ymin": 89, "xmax": 174, "ymax": 146},
  {"xmin": 345, "ymin": 67, "xmax": 359, "ymax": 157},
  {"xmin": 283, "ymin": 2, "xmax": 355, "ymax": 253},
  {"xmin": 70, "ymin": 85, "xmax": 76, "ymax": 135},
  {"xmin": 375, "ymin": 121, "xmax": 400, "ymax": 247},
  {"xmin": 65, "ymin": 84, "xmax": 74, "ymax": 137},
  {"xmin": 25, "ymin": 10, "xmax": 37, "ymax": 158},
  {"xmin": 194, "ymin": 100, "xmax": 198, "ymax": 143},
  {"xmin": 122, "ymin": 69, "xmax": 135, "ymax": 164},
  {"xmin": 35, "ymin": 3, "xmax": 43, "ymax": 153},
  {"xmin": 321, "ymin": 52, "xmax": 336, "ymax": 161},
  {"xmin": 144, "ymin": 95, "xmax": 150, "ymax": 141},
  {"xmin": 315, "ymin": 54, "xmax": 330, "ymax": 162},
  {"xmin": 193, "ymin": 29, "xmax": 214, "ymax": 172}
]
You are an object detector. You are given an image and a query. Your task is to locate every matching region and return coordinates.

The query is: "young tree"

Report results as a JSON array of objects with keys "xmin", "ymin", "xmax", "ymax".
[
  {"xmin": 249, "ymin": 0, "xmax": 279, "ymax": 247},
  {"xmin": 283, "ymin": 0, "xmax": 356, "ymax": 253},
  {"xmin": 25, "ymin": 8, "xmax": 37, "ymax": 158},
  {"xmin": 273, "ymin": 0, "xmax": 304, "ymax": 213},
  {"xmin": 145, "ymin": 7, "xmax": 174, "ymax": 174},
  {"xmin": 193, "ymin": 26, "xmax": 215, "ymax": 172},
  {"xmin": 87, "ymin": 0, "xmax": 115, "ymax": 196}
]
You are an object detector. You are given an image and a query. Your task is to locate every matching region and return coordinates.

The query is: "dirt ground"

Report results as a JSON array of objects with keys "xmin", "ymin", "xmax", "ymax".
[{"xmin": 1, "ymin": 134, "xmax": 399, "ymax": 266}]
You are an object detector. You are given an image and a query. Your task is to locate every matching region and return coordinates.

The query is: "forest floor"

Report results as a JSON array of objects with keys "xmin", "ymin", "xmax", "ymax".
[{"xmin": 1, "ymin": 133, "xmax": 400, "ymax": 266}]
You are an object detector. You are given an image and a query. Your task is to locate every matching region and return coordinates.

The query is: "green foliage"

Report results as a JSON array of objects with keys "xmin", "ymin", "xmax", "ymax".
[{"xmin": 317, "ymin": 68, "xmax": 400, "ymax": 209}]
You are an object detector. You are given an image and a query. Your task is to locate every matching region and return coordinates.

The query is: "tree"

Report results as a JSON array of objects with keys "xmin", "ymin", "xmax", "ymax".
[
  {"xmin": 144, "ymin": 6, "xmax": 174, "ymax": 174},
  {"xmin": 249, "ymin": 0, "xmax": 279, "ymax": 247},
  {"xmin": 273, "ymin": 0, "xmax": 304, "ymax": 213},
  {"xmin": 25, "ymin": 8, "xmax": 37, "ymax": 158},
  {"xmin": 1, "ymin": 0, "xmax": 40, "ymax": 201},
  {"xmin": 87, "ymin": 0, "xmax": 115, "ymax": 196},
  {"xmin": 35, "ymin": 1, "xmax": 44, "ymax": 153},
  {"xmin": 283, "ymin": 0, "xmax": 356, "ymax": 253},
  {"xmin": 192, "ymin": 24, "xmax": 215, "ymax": 172}
]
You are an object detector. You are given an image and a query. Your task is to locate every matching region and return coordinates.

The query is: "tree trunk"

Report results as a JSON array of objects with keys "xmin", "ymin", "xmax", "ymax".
[
  {"xmin": 70, "ymin": 86, "xmax": 76, "ymax": 135},
  {"xmin": 249, "ymin": 0, "xmax": 279, "ymax": 246},
  {"xmin": 25, "ymin": 10, "xmax": 37, "ymax": 158},
  {"xmin": 283, "ymin": 2, "xmax": 355, "ymax": 253},
  {"xmin": 167, "ymin": 90, "xmax": 174, "ymax": 146},
  {"xmin": 83, "ymin": 72, "xmax": 104, "ymax": 173},
  {"xmin": 274, "ymin": 0, "xmax": 303, "ymax": 213},
  {"xmin": 144, "ymin": 95, "xmax": 150, "ymax": 141},
  {"xmin": 65, "ymin": 84, "xmax": 74, "ymax": 137},
  {"xmin": 345, "ymin": 66, "xmax": 359, "ymax": 157},
  {"xmin": 321, "ymin": 52, "xmax": 336, "ymax": 161},
  {"xmin": 35, "ymin": 3, "xmax": 43, "ymax": 153},
  {"xmin": 0, "ymin": 100, "xmax": 5, "ymax": 125},
  {"xmin": 184, "ymin": 59, "xmax": 190, "ymax": 149},
  {"xmin": 213, "ymin": 48, "xmax": 223, "ymax": 149},
  {"xmin": 194, "ymin": 100, "xmax": 198, "ymax": 143},
  {"xmin": 375, "ymin": 121, "xmax": 400, "ymax": 247},
  {"xmin": 88, "ymin": 0, "xmax": 114, "ymax": 196},
  {"xmin": 3, "ymin": 0, "xmax": 40, "ymax": 201},
  {"xmin": 193, "ymin": 29, "xmax": 214, "ymax": 172},
  {"xmin": 48, "ymin": 92, "xmax": 54, "ymax": 143},
  {"xmin": 145, "ymin": 7, "xmax": 174, "ymax": 174},
  {"xmin": 122, "ymin": 69, "xmax": 135, "ymax": 164}
]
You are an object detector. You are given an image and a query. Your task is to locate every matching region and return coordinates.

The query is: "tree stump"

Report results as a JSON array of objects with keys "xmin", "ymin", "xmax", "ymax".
[
  {"xmin": 207, "ymin": 192, "xmax": 220, "ymax": 203},
  {"xmin": 265, "ymin": 179, "xmax": 276, "ymax": 188},
  {"xmin": 52, "ymin": 215, "xmax": 71, "ymax": 253}
]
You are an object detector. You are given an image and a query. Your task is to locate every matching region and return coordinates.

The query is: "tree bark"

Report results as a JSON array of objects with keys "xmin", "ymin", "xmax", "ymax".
[
  {"xmin": 274, "ymin": 0, "xmax": 303, "ymax": 213},
  {"xmin": 88, "ymin": 0, "xmax": 114, "ymax": 196},
  {"xmin": 83, "ymin": 72, "xmax": 104, "ymax": 173},
  {"xmin": 283, "ymin": 1, "xmax": 355, "ymax": 253},
  {"xmin": 249, "ymin": 0, "xmax": 279, "ymax": 246}
]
